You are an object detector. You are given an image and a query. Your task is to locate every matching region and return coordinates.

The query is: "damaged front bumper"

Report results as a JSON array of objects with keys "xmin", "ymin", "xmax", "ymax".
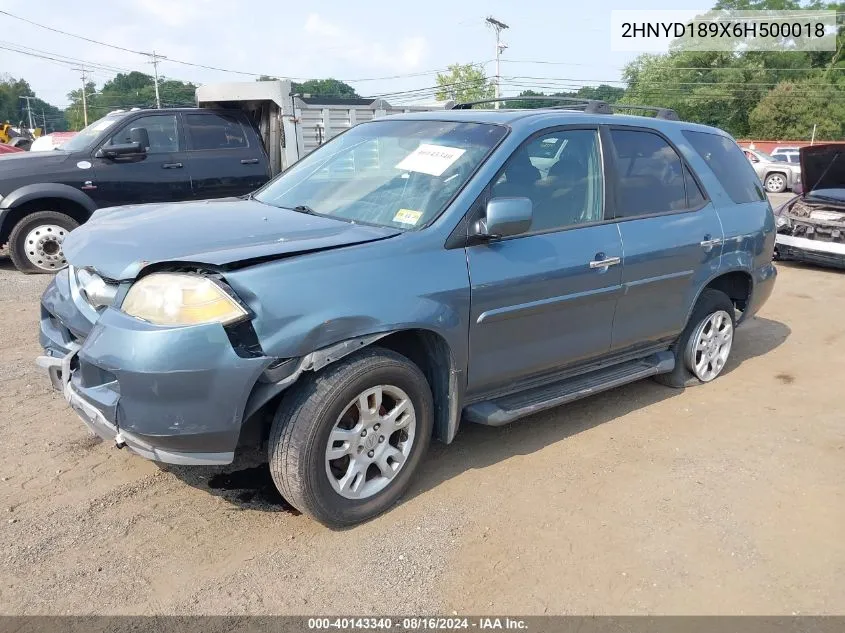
[
  {"xmin": 775, "ymin": 233, "xmax": 845, "ymax": 269},
  {"xmin": 36, "ymin": 347, "xmax": 234, "ymax": 465},
  {"xmin": 38, "ymin": 270, "xmax": 274, "ymax": 465}
]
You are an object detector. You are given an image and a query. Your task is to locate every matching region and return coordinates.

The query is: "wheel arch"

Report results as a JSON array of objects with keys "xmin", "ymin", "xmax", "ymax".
[
  {"xmin": 240, "ymin": 327, "xmax": 464, "ymax": 452},
  {"xmin": 0, "ymin": 184, "xmax": 95, "ymax": 245},
  {"xmin": 685, "ymin": 268, "xmax": 754, "ymax": 328},
  {"xmin": 376, "ymin": 328, "xmax": 462, "ymax": 444}
]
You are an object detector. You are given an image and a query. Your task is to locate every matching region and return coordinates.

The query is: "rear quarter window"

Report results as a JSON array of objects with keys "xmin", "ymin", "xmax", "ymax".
[{"xmin": 682, "ymin": 130, "xmax": 765, "ymax": 204}]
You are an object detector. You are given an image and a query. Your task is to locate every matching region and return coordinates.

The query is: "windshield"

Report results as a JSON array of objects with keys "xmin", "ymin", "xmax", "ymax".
[
  {"xmin": 756, "ymin": 150, "xmax": 776, "ymax": 162},
  {"xmin": 254, "ymin": 119, "xmax": 508, "ymax": 230},
  {"xmin": 60, "ymin": 114, "xmax": 125, "ymax": 152}
]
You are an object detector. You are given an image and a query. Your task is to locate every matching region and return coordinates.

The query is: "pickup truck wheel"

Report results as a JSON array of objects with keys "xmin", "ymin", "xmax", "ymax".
[
  {"xmin": 8, "ymin": 211, "xmax": 79, "ymax": 274},
  {"xmin": 268, "ymin": 347, "xmax": 433, "ymax": 527},
  {"xmin": 655, "ymin": 289, "xmax": 735, "ymax": 388},
  {"xmin": 764, "ymin": 173, "xmax": 787, "ymax": 193}
]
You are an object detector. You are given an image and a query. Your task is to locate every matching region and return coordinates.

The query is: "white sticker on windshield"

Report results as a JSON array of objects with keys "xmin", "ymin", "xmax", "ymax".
[
  {"xmin": 393, "ymin": 209, "xmax": 423, "ymax": 225},
  {"xmin": 395, "ymin": 144, "xmax": 466, "ymax": 177},
  {"xmin": 91, "ymin": 119, "xmax": 115, "ymax": 131}
]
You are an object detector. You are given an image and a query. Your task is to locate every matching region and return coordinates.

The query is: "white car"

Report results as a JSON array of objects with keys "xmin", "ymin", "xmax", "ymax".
[{"xmin": 771, "ymin": 146, "xmax": 800, "ymax": 164}]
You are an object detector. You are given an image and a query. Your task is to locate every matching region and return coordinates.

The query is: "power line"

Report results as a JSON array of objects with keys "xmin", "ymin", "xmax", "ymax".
[
  {"xmin": 0, "ymin": 43, "xmax": 136, "ymax": 75},
  {"xmin": 0, "ymin": 9, "xmax": 492, "ymax": 85}
]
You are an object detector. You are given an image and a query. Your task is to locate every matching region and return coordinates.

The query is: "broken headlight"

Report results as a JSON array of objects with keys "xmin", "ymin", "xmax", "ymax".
[{"xmin": 121, "ymin": 273, "xmax": 248, "ymax": 326}]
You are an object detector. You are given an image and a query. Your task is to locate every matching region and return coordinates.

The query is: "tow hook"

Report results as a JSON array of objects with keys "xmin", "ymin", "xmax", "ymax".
[{"xmin": 114, "ymin": 433, "xmax": 126, "ymax": 449}]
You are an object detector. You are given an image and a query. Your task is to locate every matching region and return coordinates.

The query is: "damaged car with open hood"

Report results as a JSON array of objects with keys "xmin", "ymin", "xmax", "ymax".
[
  {"xmin": 36, "ymin": 104, "xmax": 777, "ymax": 527},
  {"xmin": 774, "ymin": 143, "xmax": 845, "ymax": 269}
]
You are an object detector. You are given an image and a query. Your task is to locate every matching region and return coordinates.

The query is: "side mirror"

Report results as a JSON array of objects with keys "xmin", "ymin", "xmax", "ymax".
[
  {"xmin": 473, "ymin": 197, "xmax": 533, "ymax": 239},
  {"xmin": 95, "ymin": 142, "xmax": 144, "ymax": 159}
]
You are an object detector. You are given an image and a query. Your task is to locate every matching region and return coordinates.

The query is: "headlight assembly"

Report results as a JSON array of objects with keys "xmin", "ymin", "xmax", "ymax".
[{"xmin": 121, "ymin": 273, "xmax": 248, "ymax": 326}]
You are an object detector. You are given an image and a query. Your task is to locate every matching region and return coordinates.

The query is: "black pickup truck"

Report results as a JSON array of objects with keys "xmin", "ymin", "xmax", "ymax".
[{"xmin": 0, "ymin": 108, "xmax": 270, "ymax": 273}]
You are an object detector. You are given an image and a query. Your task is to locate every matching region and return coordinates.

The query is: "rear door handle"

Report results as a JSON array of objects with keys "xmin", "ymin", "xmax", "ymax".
[
  {"xmin": 700, "ymin": 236, "xmax": 722, "ymax": 250},
  {"xmin": 240, "ymin": 158, "xmax": 260, "ymax": 165},
  {"xmin": 162, "ymin": 162, "xmax": 183, "ymax": 169},
  {"xmin": 589, "ymin": 256, "xmax": 621, "ymax": 269}
]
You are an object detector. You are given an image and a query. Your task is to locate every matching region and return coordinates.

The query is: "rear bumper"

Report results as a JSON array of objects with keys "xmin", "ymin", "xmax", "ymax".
[
  {"xmin": 741, "ymin": 261, "xmax": 777, "ymax": 323},
  {"xmin": 775, "ymin": 234, "xmax": 845, "ymax": 269}
]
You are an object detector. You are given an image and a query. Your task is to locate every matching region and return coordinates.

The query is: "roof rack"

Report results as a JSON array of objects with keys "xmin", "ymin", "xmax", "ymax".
[
  {"xmin": 448, "ymin": 97, "xmax": 680, "ymax": 121},
  {"xmin": 449, "ymin": 96, "xmax": 612, "ymax": 114},
  {"xmin": 607, "ymin": 104, "xmax": 679, "ymax": 121}
]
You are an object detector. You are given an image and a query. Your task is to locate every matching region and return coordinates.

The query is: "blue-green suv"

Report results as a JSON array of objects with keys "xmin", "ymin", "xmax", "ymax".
[{"xmin": 38, "ymin": 100, "xmax": 777, "ymax": 526}]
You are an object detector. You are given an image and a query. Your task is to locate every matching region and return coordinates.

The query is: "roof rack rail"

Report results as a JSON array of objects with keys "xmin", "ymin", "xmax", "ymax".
[
  {"xmin": 607, "ymin": 104, "xmax": 679, "ymax": 121},
  {"xmin": 449, "ymin": 96, "xmax": 613, "ymax": 114},
  {"xmin": 449, "ymin": 97, "xmax": 680, "ymax": 121}
]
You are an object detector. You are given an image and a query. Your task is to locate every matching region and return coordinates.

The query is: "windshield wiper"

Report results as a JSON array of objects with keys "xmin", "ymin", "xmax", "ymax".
[{"xmin": 291, "ymin": 205, "xmax": 319, "ymax": 215}]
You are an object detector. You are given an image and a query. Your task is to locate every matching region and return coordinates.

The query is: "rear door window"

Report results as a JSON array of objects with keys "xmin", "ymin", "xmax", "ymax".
[
  {"xmin": 609, "ymin": 129, "xmax": 688, "ymax": 218},
  {"xmin": 184, "ymin": 113, "xmax": 249, "ymax": 151},
  {"xmin": 683, "ymin": 130, "xmax": 765, "ymax": 204}
]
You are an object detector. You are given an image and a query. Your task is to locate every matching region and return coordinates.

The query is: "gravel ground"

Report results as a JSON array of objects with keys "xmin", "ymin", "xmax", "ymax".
[{"xmin": 1, "ymin": 192, "xmax": 843, "ymax": 615}]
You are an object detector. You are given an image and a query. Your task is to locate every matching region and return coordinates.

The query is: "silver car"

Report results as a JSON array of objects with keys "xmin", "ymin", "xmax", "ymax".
[{"xmin": 743, "ymin": 148, "xmax": 801, "ymax": 193}]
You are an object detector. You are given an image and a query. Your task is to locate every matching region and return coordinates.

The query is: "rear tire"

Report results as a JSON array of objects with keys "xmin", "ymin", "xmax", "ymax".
[
  {"xmin": 268, "ymin": 347, "xmax": 433, "ymax": 527},
  {"xmin": 655, "ymin": 289, "xmax": 736, "ymax": 388},
  {"xmin": 8, "ymin": 211, "xmax": 78, "ymax": 274}
]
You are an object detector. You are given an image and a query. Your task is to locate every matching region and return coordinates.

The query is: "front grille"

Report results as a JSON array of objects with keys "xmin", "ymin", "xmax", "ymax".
[{"xmin": 792, "ymin": 222, "xmax": 845, "ymax": 244}]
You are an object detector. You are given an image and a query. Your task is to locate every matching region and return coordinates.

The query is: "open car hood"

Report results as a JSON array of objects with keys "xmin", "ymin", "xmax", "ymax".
[
  {"xmin": 800, "ymin": 144, "xmax": 845, "ymax": 197},
  {"xmin": 62, "ymin": 198, "xmax": 401, "ymax": 280}
]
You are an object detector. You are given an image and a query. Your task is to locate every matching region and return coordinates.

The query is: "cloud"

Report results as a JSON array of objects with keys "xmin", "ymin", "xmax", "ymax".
[
  {"xmin": 135, "ymin": 0, "xmax": 217, "ymax": 27},
  {"xmin": 301, "ymin": 13, "xmax": 427, "ymax": 72}
]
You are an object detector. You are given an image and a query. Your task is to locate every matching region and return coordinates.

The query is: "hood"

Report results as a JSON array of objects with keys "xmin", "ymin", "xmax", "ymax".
[
  {"xmin": 800, "ymin": 144, "xmax": 845, "ymax": 196},
  {"xmin": 0, "ymin": 149, "xmax": 70, "ymax": 175},
  {"xmin": 62, "ymin": 198, "xmax": 402, "ymax": 280}
]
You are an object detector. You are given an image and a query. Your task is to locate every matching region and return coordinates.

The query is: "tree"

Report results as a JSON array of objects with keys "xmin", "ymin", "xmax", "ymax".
[
  {"xmin": 292, "ymin": 78, "xmax": 358, "ymax": 98},
  {"xmin": 0, "ymin": 76, "xmax": 66, "ymax": 131},
  {"xmin": 620, "ymin": 0, "xmax": 845, "ymax": 137},
  {"xmin": 64, "ymin": 72, "xmax": 198, "ymax": 130},
  {"xmin": 749, "ymin": 80, "xmax": 845, "ymax": 139},
  {"xmin": 435, "ymin": 64, "xmax": 494, "ymax": 103}
]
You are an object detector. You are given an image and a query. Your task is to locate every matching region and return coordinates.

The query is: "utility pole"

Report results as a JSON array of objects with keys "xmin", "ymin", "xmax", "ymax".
[
  {"xmin": 485, "ymin": 16, "xmax": 509, "ymax": 109},
  {"xmin": 73, "ymin": 67, "xmax": 89, "ymax": 127},
  {"xmin": 41, "ymin": 108, "xmax": 47, "ymax": 133},
  {"xmin": 19, "ymin": 95, "xmax": 36, "ymax": 131},
  {"xmin": 147, "ymin": 50, "xmax": 166, "ymax": 109}
]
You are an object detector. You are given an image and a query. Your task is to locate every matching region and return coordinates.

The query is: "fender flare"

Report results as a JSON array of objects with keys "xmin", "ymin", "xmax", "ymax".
[
  {"xmin": 241, "ymin": 329, "xmax": 464, "ymax": 444},
  {"xmin": 0, "ymin": 183, "xmax": 97, "ymax": 237},
  {"xmin": 683, "ymin": 266, "xmax": 755, "ymax": 329}
]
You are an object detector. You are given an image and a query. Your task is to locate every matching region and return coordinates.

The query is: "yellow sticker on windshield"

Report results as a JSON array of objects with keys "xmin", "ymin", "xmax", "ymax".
[{"xmin": 394, "ymin": 209, "xmax": 423, "ymax": 225}]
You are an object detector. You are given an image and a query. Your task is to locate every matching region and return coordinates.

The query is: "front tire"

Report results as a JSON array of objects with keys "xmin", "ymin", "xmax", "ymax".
[
  {"xmin": 655, "ymin": 289, "xmax": 736, "ymax": 388},
  {"xmin": 268, "ymin": 347, "xmax": 433, "ymax": 527},
  {"xmin": 8, "ymin": 211, "xmax": 79, "ymax": 274}
]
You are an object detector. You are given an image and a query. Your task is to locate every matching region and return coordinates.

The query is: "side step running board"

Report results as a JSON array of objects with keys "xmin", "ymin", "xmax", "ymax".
[{"xmin": 464, "ymin": 351, "xmax": 675, "ymax": 427}]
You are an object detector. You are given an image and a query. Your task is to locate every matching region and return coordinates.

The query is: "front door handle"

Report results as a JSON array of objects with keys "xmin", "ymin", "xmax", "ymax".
[
  {"xmin": 162, "ymin": 162, "xmax": 183, "ymax": 169},
  {"xmin": 589, "ymin": 255, "xmax": 621, "ymax": 269},
  {"xmin": 240, "ymin": 158, "xmax": 260, "ymax": 165}
]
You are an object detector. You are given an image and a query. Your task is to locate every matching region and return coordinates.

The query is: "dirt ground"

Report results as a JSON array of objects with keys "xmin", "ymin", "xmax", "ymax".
[{"xmin": 1, "ymin": 209, "xmax": 843, "ymax": 615}]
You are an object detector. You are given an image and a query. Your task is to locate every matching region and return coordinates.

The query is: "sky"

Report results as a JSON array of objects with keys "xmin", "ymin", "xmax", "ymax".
[{"xmin": 0, "ymin": 0, "xmax": 708, "ymax": 110}]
